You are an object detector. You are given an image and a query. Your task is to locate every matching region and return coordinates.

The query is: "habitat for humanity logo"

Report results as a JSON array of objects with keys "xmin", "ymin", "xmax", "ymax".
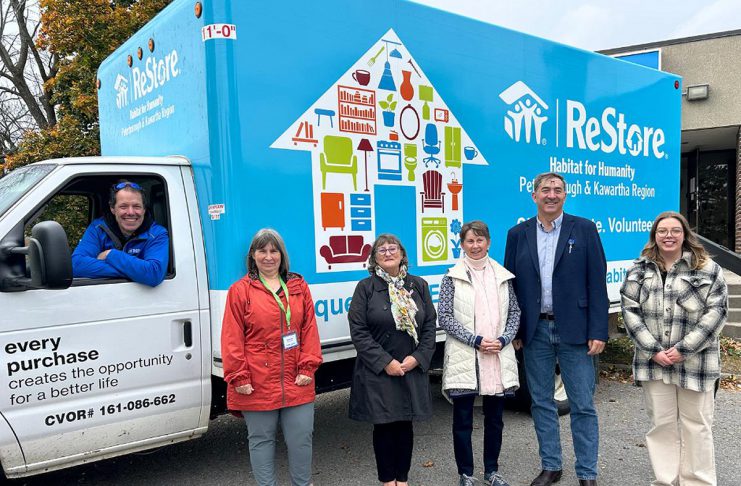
[
  {"xmin": 114, "ymin": 74, "xmax": 129, "ymax": 109},
  {"xmin": 499, "ymin": 81, "xmax": 549, "ymax": 145}
]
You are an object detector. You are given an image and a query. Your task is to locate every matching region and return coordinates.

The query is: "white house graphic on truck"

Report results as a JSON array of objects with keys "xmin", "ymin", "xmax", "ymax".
[{"xmin": 272, "ymin": 29, "xmax": 488, "ymax": 273}]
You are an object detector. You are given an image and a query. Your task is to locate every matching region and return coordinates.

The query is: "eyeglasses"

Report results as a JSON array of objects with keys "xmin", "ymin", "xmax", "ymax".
[
  {"xmin": 656, "ymin": 228, "xmax": 683, "ymax": 237},
  {"xmin": 376, "ymin": 246, "xmax": 399, "ymax": 256},
  {"xmin": 114, "ymin": 182, "xmax": 142, "ymax": 191}
]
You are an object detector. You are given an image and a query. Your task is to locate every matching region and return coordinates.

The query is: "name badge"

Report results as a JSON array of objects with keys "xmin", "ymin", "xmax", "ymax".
[{"xmin": 282, "ymin": 331, "xmax": 299, "ymax": 350}]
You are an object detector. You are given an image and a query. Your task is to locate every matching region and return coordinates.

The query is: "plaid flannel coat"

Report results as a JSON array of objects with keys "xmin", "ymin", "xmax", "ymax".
[{"xmin": 620, "ymin": 252, "xmax": 727, "ymax": 392}]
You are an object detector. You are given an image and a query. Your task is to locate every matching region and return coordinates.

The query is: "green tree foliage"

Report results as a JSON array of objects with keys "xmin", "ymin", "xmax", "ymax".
[
  {"xmin": 6, "ymin": 0, "xmax": 172, "ymax": 170},
  {"xmin": 9, "ymin": 116, "xmax": 100, "ymax": 167}
]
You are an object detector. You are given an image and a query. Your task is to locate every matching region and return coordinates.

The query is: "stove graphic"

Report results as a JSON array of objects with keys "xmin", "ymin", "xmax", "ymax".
[{"xmin": 376, "ymin": 140, "xmax": 402, "ymax": 181}]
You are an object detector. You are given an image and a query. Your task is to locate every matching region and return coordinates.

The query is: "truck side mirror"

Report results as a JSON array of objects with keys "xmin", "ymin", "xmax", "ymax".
[
  {"xmin": 6, "ymin": 221, "xmax": 72, "ymax": 290},
  {"xmin": 33, "ymin": 221, "xmax": 73, "ymax": 289}
]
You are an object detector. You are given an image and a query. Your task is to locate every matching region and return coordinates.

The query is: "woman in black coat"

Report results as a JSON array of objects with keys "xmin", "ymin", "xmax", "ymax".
[{"xmin": 348, "ymin": 233, "xmax": 437, "ymax": 486}]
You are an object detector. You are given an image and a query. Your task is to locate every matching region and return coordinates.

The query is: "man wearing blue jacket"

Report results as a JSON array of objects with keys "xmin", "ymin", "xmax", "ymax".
[
  {"xmin": 504, "ymin": 172, "xmax": 608, "ymax": 486},
  {"xmin": 72, "ymin": 181, "xmax": 169, "ymax": 287}
]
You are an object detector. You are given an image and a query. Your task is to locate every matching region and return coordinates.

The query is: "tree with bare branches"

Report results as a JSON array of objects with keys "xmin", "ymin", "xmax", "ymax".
[{"xmin": 0, "ymin": 0, "xmax": 57, "ymax": 162}]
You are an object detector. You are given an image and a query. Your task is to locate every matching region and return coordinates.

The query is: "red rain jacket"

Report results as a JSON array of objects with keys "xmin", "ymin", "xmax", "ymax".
[{"xmin": 221, "ymin": 272, "xmax": 322, "ymax": 411}]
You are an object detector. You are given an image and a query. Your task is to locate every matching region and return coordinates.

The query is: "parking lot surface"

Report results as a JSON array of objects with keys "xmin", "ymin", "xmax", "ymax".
[{"xmin": 9, "ymin": 380, "xmax": 739, "ymax": 485}]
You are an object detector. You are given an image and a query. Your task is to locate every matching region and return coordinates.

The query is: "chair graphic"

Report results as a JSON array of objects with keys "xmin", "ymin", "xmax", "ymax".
[
  {"xmin": 422, "ymin": 123, "xmax": 441, "ymax": 168},
  {"xmin": 320, "ymin": 135, "xmax": 358, "ymax": 190},
  {"xmin": 420, "ymin": 170, "xmax": 445, "ymax": 213}
]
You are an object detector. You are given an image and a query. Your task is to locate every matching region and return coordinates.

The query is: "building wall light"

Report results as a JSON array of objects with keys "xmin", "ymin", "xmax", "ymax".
[{"xmin": 684, "ymin": 84, "xmax": 709, "ymax": 101}]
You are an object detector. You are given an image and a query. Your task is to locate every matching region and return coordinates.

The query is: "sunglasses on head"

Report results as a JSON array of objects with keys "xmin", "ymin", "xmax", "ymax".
[{"xmin": 114, "ymin": 182, "xmax": 142, "ymax": 191}]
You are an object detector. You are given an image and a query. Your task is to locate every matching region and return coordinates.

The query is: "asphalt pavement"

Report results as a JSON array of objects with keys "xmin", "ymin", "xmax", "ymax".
[{"xmin": 8, "ymin": 380, "xmax": 740, "ymax": 485}]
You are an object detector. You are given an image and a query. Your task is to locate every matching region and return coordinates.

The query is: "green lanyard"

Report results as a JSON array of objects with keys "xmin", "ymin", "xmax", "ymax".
[{"xmin": 259, "ymin": 274, "xmax": 291, "ymax": 330}]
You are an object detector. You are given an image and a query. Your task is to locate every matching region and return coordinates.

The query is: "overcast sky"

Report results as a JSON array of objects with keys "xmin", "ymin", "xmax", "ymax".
[{"xmin": 416, "ymin": 0, "xmax": 741, "ymax": 51}]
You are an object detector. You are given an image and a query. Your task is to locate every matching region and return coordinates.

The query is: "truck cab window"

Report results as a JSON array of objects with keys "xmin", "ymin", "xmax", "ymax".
[
  {"xmin": 25, "ymin": 194, "xmax": 91, "ymax": 250},
  {"xmin": 23, "ymin": 175, "xmax": 174, "ymax": 286}
]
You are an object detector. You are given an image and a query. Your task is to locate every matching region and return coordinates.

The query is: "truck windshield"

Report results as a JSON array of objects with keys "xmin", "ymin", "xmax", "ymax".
[{"xmin": 0, "ymin": 164, "xmax": 55, "ymax": 216}]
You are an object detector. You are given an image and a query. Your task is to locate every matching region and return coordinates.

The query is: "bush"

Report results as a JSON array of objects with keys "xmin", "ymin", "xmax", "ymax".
[{"xmin": 602, "ymin": 336, "xmax": 634, "ymax": 365}]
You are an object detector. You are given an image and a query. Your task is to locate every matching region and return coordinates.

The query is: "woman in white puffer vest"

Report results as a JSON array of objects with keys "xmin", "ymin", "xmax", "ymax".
[{"xmin": 438, "ymin": 220, "xmax": 521, "ymax": 486}]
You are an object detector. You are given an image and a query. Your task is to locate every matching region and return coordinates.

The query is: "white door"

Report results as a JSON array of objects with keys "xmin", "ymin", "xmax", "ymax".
[{"xmin": 0, "ymin": 163, "xmax": 209, "ymax": 476}]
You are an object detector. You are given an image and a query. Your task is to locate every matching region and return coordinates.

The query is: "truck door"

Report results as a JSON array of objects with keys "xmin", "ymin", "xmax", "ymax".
[{"xmin": 0, "ymin": 162, "xmax": 209, "ymax": 476}]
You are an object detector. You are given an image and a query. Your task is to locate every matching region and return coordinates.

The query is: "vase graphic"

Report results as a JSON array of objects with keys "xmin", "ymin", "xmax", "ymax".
[{"xmin": 400, "ymin": 70, "xmax": 414, "ymax": 101}]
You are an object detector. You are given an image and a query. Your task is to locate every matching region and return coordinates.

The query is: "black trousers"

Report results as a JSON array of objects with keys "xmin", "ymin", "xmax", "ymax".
[
  {"xmin": 373, "ymin": 421, "xmax": 414, "ymax": 482},
  {"xmin": 452, "ymin": 394, "xmax": 505, "ymax": 476}
]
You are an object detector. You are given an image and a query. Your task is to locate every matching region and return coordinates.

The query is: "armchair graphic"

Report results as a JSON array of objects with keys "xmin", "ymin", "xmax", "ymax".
[{"xmin": 320, "ymin": 135, "xmax": 358, "ymax": 190}]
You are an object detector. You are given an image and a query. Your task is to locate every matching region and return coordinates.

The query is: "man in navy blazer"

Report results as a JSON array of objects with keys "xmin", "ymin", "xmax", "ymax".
[{"xmin": 504, "ymin": 172, "xmax": 608, "ymax": 486}]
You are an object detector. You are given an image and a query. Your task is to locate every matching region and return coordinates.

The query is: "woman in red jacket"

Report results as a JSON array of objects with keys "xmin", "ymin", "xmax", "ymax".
[{"xmin": 221, "ymin": 228, "xmax": 322, "ymax": 486}]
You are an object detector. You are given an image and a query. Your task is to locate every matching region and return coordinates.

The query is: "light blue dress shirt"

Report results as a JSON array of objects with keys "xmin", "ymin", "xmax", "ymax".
[{"xmin": 537, "ymin": 212, "xmax": 563, "ymax": 313}]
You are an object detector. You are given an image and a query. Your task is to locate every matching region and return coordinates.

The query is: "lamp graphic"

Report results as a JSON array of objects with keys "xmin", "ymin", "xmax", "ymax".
[
  {"xmin": 378, "ymin": 38, "xmax": 402, "ymax": 92},
  {"xmin": 418, "ymin": 85, "xmax": 433, "ymax": 120},
  {"xmin": 357, "ymin": 138, "xmax": 374, "ymax": 192}
]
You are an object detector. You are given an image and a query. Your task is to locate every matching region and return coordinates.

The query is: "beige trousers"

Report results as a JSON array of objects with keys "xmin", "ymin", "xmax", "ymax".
[{"xmin": 642, "ymin": 380, "xmax": 716, "ymax": 486}]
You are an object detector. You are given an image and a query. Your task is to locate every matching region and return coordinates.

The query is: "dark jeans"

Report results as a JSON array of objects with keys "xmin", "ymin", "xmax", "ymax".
[
  {"xmin": 373, "ymin": 421, "xmax": 414, "ymax": 482},
  {"xmin": 452, "ymin": 394, "xmax": 505, "ymax": 476}
]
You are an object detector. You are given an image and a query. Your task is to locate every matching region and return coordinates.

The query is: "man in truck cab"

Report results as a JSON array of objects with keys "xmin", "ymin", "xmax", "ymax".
[{"xmin": 71, "ymin": 181, "xmax": 169, "ymax": 287}]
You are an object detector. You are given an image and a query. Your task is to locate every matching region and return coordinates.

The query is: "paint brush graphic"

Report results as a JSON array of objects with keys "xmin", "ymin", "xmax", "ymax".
[{"xmin": 408, "ymin": 58, "xmax": 421, "ymax": 77}]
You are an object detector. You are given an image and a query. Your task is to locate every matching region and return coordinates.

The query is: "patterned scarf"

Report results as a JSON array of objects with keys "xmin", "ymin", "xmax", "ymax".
[{"xmin": 375, "ymin": 264, "xmax": 419, "ymax": 344}]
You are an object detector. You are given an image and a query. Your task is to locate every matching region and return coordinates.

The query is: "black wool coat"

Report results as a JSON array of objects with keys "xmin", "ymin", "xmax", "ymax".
[{"xmin": 348, "ymin": 274, "xmax": 437, "ymax": 424}]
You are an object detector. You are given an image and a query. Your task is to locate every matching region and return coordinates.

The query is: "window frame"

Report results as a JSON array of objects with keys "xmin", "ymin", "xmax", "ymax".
[{"xmin": 22, "ymin": 172, "xmax": 175, "ymax": 287}]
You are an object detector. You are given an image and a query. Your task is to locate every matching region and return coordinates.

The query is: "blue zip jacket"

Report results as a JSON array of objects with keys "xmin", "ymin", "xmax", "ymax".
[{"xmin": 72, "ymin": 216, "xmax": 169, "ymax": 287}]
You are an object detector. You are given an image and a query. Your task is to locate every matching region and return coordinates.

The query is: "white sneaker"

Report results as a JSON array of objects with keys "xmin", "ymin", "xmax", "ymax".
[
  {"xmin": 484, "ymin": 472, "xmax": 510, "ymax": 486},
  {"xmin": 459, "ymin": 474, "xmax": 476, "ymax": 486}
]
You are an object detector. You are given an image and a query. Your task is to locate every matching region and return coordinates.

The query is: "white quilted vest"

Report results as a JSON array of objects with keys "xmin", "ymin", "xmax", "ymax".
[{"xmin": 441, "ymin": 258, "xmax": 520, "ymax": 397}]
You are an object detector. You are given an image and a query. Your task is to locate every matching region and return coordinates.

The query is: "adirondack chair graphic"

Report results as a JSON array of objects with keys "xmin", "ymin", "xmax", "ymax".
[{"xmin": 420, "ymin": 170, "xmax": 445, "ymax": 213}]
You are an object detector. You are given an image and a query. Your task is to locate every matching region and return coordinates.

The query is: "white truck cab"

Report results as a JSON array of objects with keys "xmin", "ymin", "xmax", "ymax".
[{"xmin": 0, "ymin": 157, "xmax": 212, "ymax": 476}]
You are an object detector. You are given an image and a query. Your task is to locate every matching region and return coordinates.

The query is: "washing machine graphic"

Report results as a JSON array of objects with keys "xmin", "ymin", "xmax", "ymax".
[{"xmin": 421, "ymin": 217, "xmax": 448, "ymax": 262}]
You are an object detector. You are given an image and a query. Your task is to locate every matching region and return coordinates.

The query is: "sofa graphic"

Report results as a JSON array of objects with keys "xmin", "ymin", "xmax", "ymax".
[{"xmin": 319, "ymin": 235, "xmax": 372, "ymax": 269}]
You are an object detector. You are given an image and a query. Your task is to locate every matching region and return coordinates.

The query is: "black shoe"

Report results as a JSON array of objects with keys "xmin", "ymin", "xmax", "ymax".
[
  {"xmin": 578, "ymin": 481, "xmax": 596, "ymax": 486},
  {"xmin": 529, "ymin": 470, "xmax": 562, "ymax": 486}
]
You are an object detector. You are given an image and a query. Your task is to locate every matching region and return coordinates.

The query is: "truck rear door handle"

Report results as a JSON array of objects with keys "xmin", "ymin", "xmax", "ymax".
[{"xmin": 183, "ymin": 320, "xmax": 193, "ymax": 347}]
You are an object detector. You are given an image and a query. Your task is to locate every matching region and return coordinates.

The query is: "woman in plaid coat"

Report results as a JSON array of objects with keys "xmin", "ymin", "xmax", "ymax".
[{"xmin": 620, "ymin": 211, "xmax": 727, "ymax": 486}]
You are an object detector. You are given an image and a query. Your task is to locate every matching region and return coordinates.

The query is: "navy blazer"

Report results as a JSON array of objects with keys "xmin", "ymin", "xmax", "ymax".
[{"xmin": 503, "ymin": 212, "xmax": 609, "ymax": 346}]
